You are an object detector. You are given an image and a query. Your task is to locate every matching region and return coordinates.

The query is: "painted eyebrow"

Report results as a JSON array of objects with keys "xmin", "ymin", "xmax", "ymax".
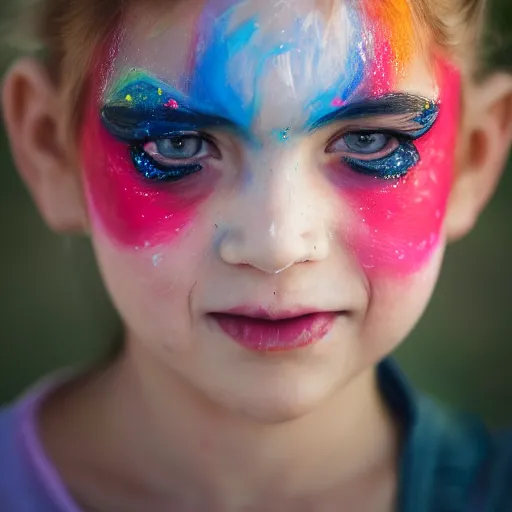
[
  {"xmin": 101, "ymin": 103, "xmax": 239, "ymax": 142},
  {"xmin": 102, "ymin": 73, "xmax": 438, "ymax": 142},
  {"xmin": 309, "ymin": 93, "xmax": 438, "ymax": 135},
  {"xmin": 101, "ymin": 74, "xmax": 242, "ymax": 141}
]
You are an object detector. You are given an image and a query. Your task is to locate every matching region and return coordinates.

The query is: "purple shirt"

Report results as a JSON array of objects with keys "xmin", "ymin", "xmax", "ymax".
[
  {"xmin": 0, "ymin": 361, "xmax": 509, "ymax": 511},
  {"xmin": 0, "ymin": 379, "xmax": 83, "ymax": 512}
]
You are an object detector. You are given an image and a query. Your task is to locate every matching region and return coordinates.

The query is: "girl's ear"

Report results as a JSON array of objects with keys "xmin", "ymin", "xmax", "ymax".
[
  {"xmin": 445, "ymin": 72, "xmax": 512, "ymax": 242},
  {"xmin": 2, "ymin": 58, "xmax": 88, "ymax": 233}
]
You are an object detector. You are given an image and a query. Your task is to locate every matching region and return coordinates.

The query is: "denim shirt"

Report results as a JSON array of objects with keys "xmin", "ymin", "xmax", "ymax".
[
  {"xmin": 0, "ymin": 360, "xmax": 510, "ymax": 511},
  {"xmin": 379, "ymin": 361, "xmax": 512, "ymax": 511}
]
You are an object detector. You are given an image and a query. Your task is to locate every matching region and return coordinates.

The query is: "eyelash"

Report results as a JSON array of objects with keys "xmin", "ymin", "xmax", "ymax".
[
  {"xmin": 326, "ymin": 130, "xmax": 420, "ymax": 180},
  {"xmin": 130, "ymin": 134, "xmax": 215, "ymax": 182},
  {"xmin": 130, "ymin": 129, "xmax": 422, "ymax": 183}
]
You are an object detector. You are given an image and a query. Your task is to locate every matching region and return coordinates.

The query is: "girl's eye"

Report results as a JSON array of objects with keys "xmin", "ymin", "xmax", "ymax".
[
  {"xmin": 130, "ymin": 134, "xmax": 214, "ymax": 182},
  {"xmin": 326, "ymin": 131, "xmax": 418, "ymax": 180},
  {"xmin": 327, "ymin": 132, "xmax": 398, "ymax": 159},
  {"xmin": 343, "ymin": 133, "xmax": 393, "ymax": 155},
  {"xmin": 145, "ymin": 135, "xmax": 209, "ymax": 164}
]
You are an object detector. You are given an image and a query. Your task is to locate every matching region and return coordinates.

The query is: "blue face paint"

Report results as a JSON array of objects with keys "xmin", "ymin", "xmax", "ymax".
[
  {"xmin": 344, "ymin": 142, "xmax": 419, "ymax": 180},
  {"xmin": 318, "ymin": 94, "xmax": 439, "ymax": 180},
  {"xmin": 130, "ymin": 144, "xmax": 202, "ymax": 182},
  {"xmin": 310, "ymin": 93, "xmax": 439, "ymax": 136},
  {"xmin": 102, "ymin": 69, "xmax": 438, "ymax": 183},
  {"xmin": 103, "ymin": 73, "xmax": 438, "ymax": 139},
  {"xmin": 101, "ymin": 1, "xmax": 441, "ymax": 184},
  {"xmin": 305, "ymin": 6, "xmax": 366, "ymax": 123},
  {"xmin": 102, "ymin": 73, "xmax": 239, "ymax": 141},
  {"xmin": 183, "ymin": 0, "xmax": 369, "ymax": 137}
]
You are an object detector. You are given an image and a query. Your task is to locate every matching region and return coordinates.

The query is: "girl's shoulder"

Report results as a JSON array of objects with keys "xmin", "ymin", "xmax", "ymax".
[
  {"xmin": 0, "ymin": 378, "xmax": 79, "ymax": 512},
  {"xmin": 379, "ymin": 360, "xmax": 512, "ymax": 512},
  {"xmin": 413, "ymin": 394, "xmax": 512, "ymax": 512},
  {"xmin": 1, "ymin": 364, "xmax": 512, "ymax": 512},
  {"xmin": 484, "ymin": 429, "xmax": 512, "ymax": 508}
]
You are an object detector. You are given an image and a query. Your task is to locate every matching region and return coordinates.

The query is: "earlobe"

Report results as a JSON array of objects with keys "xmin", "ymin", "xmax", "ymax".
[
  {"xmin": 445, "ymin": 73, "xmax": 512, "ymax": 242},
  {"xmin": 1, "ymin": 58, "xmax": 88, "ymax": 233}
]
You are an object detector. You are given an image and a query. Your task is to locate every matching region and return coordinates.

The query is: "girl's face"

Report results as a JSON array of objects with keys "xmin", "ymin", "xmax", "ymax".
[{"xmin": 81, "ymin": 0, "xmax": 460, "ymax": 421}]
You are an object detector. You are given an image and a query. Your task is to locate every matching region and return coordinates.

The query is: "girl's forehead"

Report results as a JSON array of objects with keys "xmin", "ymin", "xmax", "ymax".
[{"xmin": 107, "ymin": 0, "xmax": 438, "ymax": 131}]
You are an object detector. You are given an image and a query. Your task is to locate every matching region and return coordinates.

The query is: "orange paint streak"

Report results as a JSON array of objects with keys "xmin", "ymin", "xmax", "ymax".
[{"xmin": 362, "ymin": 0, "xmax": 415, "ymax": 78}]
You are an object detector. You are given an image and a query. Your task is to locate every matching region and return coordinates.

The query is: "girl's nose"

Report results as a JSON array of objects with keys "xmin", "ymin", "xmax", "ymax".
[{"xmin": 218, "ymin": 154, "xmax": 331, "ymax": 274}]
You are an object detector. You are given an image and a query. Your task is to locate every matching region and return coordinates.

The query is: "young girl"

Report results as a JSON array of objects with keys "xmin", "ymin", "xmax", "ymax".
[{"xmin": 1, "ymin": 0, "xmax": 512, "ymax": 510}]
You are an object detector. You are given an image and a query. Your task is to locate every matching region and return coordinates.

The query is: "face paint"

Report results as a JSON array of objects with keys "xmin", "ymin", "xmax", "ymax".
[
  {"xmin": 329, "ymin": 60, "xmax": 460, "ymax": 275},
  {"xmin": 81, "ymin": 66, "xmax": 220, "ymax": 247},
  {"xmin": 358, "ymin": 0, "xmax": 415, "ymax": 97},
  {"xmin": 81, "ymin": 0, "xmax": 458, "ymax": 272},
  {"xmin": 322, "ymin": 1, "xmax": 459, "ymax": 276}
]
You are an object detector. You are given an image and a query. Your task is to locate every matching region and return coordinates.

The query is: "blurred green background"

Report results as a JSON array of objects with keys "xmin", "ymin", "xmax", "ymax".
[{"xmin": 0, "ymin": 1, "xmax": 511, "ymax": 426}]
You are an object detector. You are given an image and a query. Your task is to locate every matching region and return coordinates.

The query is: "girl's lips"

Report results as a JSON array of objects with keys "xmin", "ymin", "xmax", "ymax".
[{"xmin": 210, "ymin": 311, "xmax": 338, "ymax": 352}]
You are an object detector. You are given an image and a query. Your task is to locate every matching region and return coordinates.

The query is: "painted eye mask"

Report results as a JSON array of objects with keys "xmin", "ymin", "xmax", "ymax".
[
  {"xmin": 101, "ymin": 73, "xmax": 439, "ymax": 182},
  {"xmin": 320, "ymin": 95, "xmax": 439, "ymax": 179}
]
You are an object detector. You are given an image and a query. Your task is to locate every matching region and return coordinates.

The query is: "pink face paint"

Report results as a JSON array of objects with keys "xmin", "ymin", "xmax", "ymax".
[
  {"xmin": 359, "ymin": 0, "xmax": 416, "ymax": 98},
  {"xmin": 80, "ymin": 67, "xmax": 218, "ymax": 248},
  {"xmin": 331, "ymin": 98, "xmax": 347, "ymax": 108},
  {"xmin": 329, "ymin": 60, "xmax": 460, "ymax": 276},
  {"xmin": 165, "ymin": 99, "xmax": 179, "ymax": 109}
]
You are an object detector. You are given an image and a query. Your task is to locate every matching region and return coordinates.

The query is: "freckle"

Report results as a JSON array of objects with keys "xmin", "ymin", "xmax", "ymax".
[{"xmin": 214, "ymin": 223, "xmax": 219, "ymax": 228}]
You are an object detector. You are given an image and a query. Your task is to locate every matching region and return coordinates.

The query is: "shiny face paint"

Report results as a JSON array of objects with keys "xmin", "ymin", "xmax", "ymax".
[
  {"xmin": 330, "ymin": 61, "xmax": 460, "ymax": 274},
  {"xmin": 80, "ymin": 0, "xmax": 459, "ymax": 277},
  {"xmin": 81, "ymin": 70, "xmax": 221, "ymax": 247}
]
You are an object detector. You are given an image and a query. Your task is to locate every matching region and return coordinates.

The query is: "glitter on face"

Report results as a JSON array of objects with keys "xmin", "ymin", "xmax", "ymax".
[
  {"xmin": 359, "ymin": 0, "xmax": 415, "ymax": 96},
  {"xmin": 81, "ymin": 0, "xmax": 458, "ymax": 277},
  {"xmin": 81, "ymin": 63, "xmax": 220, "ymax": 247},
  {"xmin": 130, "ymin": 144, "xmax": 202, "ymax": 182},
  {"xmin": 165, "ymin": 99, "xmax": 179, "ymax": 109},
  {"xmin": 330, "ymin": 61, "xmax": 461, "ymax": 275},
  {"xmin": 344, "ymin": 142, "xmax": 419, "ymax": 180}
]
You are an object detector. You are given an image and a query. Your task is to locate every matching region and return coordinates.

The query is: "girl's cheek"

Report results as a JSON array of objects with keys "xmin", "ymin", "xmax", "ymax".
[
  {"xmin": 80, "ymin": 97, "xmax": 218, "ymax": 249},
  {"xmin": 332, "ymin": 62, "xmax": 461, "ymax": 277}
]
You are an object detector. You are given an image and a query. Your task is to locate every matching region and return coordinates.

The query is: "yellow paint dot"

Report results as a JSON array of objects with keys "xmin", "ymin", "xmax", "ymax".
[
  {"xmin": 425, "ymin": 102, "xmax": 430, "ymax": 109},
  {"xmin": 125, "ymin": 94, "xmax": 133, "ymax": 102},
  {"xmin": 157, "ymin": 88, "xmax": 163, "ymax": 96}
]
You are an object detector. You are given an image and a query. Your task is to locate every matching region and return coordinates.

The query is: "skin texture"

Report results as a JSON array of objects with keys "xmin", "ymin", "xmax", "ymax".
[
  {"xmin": 84, "ymin": 0, "xmax": 451, "ymax": 276},
  {"xmin": 3, "ymin": 0, "xmax": 512, "ymax": 510},
  {"xmin": 79, "ymin": 0, "xmax": 454, "ymax": 423}
]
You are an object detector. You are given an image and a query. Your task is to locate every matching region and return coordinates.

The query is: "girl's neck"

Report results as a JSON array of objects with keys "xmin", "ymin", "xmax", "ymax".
[{"xmin": 42, "ymin": 343, "xmax": 402, "ymax": 511}]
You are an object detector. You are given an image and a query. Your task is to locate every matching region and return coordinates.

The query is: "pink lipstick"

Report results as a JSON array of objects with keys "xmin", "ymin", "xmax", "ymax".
[{"xmin": 210, "ymin": 309, "xmax": 337, "ymax": 352}]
